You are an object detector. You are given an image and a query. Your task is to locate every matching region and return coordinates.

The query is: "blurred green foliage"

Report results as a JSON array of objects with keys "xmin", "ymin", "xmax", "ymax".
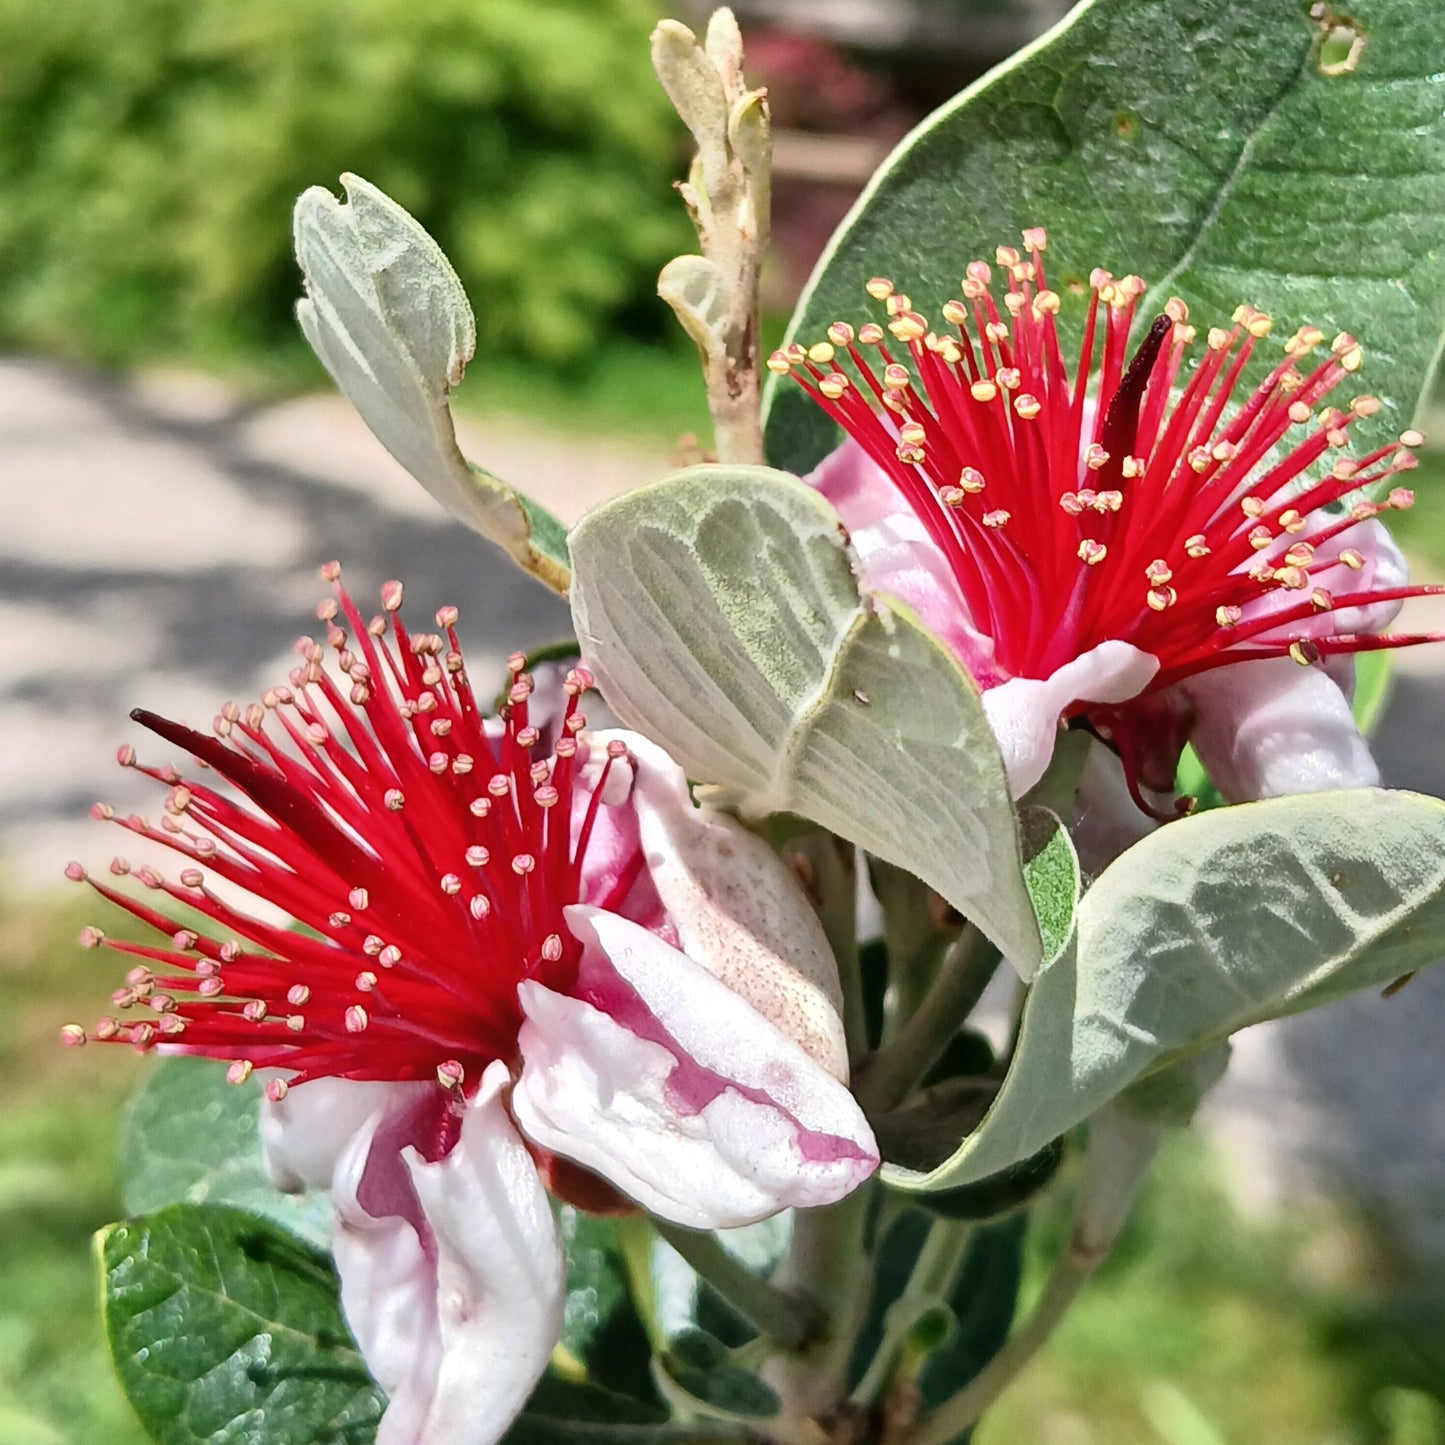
[{"xmin": 0, "ymin": 0, "xmax": 690, "ymax": 375}]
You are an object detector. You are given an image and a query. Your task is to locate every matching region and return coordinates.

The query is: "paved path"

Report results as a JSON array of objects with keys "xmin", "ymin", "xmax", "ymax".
[{"xmin": 4, "ymin": 357, "xmax": 1444, "ymax": 1255}]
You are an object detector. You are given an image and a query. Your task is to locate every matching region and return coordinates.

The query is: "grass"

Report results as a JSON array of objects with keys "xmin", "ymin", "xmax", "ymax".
[{"xmin": 4, "ymin": 889, "xmax": 1445, "ymax": 1444}]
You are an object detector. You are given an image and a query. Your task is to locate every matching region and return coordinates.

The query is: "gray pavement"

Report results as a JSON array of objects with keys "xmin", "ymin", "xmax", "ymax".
[{"xmin": 4, "ymin": 356, "xmax": 1445, "ymax": 1256}]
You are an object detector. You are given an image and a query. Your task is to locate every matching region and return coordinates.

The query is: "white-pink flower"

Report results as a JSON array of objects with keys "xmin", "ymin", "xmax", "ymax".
[
  {"xmin": 64, "ymin": 566, "xmax": 877, "ymax": 1445},
  {"xmin": 771, "ymin": 232, "xmax": 1440, "ymax": 810}
]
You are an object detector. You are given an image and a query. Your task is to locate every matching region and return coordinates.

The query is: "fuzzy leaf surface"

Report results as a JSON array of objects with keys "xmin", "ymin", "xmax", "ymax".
[
  {"xmin": 569, "ymin": 463, "xmax": 1042, "ymax": 972},
  {"xmin": 892, "ymin": 788, "xmax": 1445, "ymax": 1190},
  {"xmin": 295, "ymin": 172, "xmax": 568, "ymax": 591}
]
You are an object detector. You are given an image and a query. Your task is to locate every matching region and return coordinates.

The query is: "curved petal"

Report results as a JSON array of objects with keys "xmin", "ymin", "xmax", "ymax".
[
  {"xmin": 331, "ymin": 1065, "xmax": 564, "ymax": 1445},
  {"xmin": 805, "ymin": 440, "xmax": 998, "ymax": 683},
  {"xmin": 259, "ymin": 1077, "xmax": 429, "ymax": 1193},
  {"xmin": 512, "ymin": 907, "xmax": 878, "ymax": 1229},
  {"xmin": 598, "ymin": 728, "xmax": 848, "ymax": 1079},
  {"xmin": 981, "ymin": 641, "xmax": 1159, "ymax": 796},
  {"xmin": 1181, "ymin": 658, "xmax": 1379, "ymax": 802}
]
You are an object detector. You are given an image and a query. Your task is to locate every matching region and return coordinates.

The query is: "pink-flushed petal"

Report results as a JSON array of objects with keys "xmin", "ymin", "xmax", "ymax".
[
  {"xmin": 806, "ymin": 439, "xmax": 999, "ymax": 684},
  {"xmin": 1180, "ymin": 658, "xmax": 1379, "ymax": 803},
  {"xmin": 259, "ymin": 1076, "xmax": 430, "ymax": 1193},
  {"xmin": 331, "ymin": 1088, "xmax": 444, "ymax": 1445},
  {"xmin": 399, "ymin": 1061, "xmax": 565, "ymax": 1445},
  {"xmin": 596, "ymin": 728, "xmax": 848, "ymax": 1080},
  {"xmin": 330, "ymin": 1065, "xmax": 564, "ymax": 1445},
  {"xmin": 574, "ymin": 732, "xmax": 672, "ymax": 942},
  {"xmin": 512, "ymin": 907, "xmax": 878, "ymax": 1229},
  {"xmin": 980, "ymin": 641, "xmax": 1160, "ymax": 797}
]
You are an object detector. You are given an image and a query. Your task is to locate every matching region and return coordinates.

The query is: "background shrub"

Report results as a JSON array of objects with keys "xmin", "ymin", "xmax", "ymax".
[{"xmin": 0, "ymin": 0, "xmax": 688, "ymax": 372}]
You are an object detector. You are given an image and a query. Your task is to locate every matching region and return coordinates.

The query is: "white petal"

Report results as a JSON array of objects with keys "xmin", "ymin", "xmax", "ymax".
[
  {"xmin": 331, "ymin": 1088, "xmax": 445, "ymax": 1445},
  {"xmin": 330, "ymin": 1066, "xmax": 564, "ymax": 1445},
  {"xmin": 400, "ymin": 1061, "xmax": 565, "ymax": 1445},
  {"xmin": 512, "ymin": 907, "xmax": 878, "ymax": 1230},
  {"xmin": 603, "ymin": 728, "xmax": 849, "ymax": 1079},
  {"xmin": 259, "ymin": 1077, "xmax": 429, "ymax": 1193},
  {"xmin": 1182, "ymin": 658, "xmax": 1379, "ymax": 802},
  {"xmin": 981, "ymin": 641, "xmax": 1159, "ymax": 796}
]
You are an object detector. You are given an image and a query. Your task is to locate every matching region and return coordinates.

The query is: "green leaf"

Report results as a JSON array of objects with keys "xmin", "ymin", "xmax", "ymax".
[
  {"xmin": 120, "ymin": 1057, "xmax": 331, "ymax": 1249},
  {"xmin": 655, "ymin": 1329, "xmax": 780, "ymax": 1422},
  {"xmin": 1019, "ymin": 806, "xmax": 1080, "ymax": 967},
  {"xmin": 294, "ymin": 172, "xmax": 569, "ymax": 593},
  {"xmin": 891, "ymin": 787, "xmax": 1445, "ymax": 1190},
  {"xmin": 99, "ymin": 1203, "xmax": 383, "ymax": 1445},
  {"xmin": 505, "ymin": 1376, "xmax": 693, "ymax": 1445},
  {"xmin": 569, "ymin": 463, "xmax": 1043, "ymax": 974},
  {"xmin": 765, "ymin": 0, "xmax": 1445, "ymax": 473}
]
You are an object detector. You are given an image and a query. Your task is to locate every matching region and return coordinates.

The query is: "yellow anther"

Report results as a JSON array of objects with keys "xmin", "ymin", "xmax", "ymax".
[
  {"xmin": 1207, "ymin": 326, "xmax": 1231, "ymax": 351},
  {"xmin": 766, "ymin": 350, "xmax": 793, "ymax": 375},
  {"xmin": 1216, "ymin": 605, "xmax": 1243, "ymax": 627},
  {"xmin": 982, "ymin": 509, "xmax": 1011, "ymax": 528},
  {"xmin": 1174, "ymin": 323, "xmax": 1197, "ymax": 345},
  {"xmin": 1003, "ymin": 291, "xmax": 1027, "ymax": 317},
  {"xmin": 1078, "ymin": 539, "xmax": 1108, "ymax": 565},
  {"xmin": 806, "ymin": 341, "xmax": 836, "ymax": 365},
  {"xmin": 1331, "ymin": 458, "xmax": 1359, "ymax": 482},
  {"xmin": 1060, "ymin": 492, "xmax": 1083, "ymax": 515},
  {"xmin": 985, "ymin": 321, "xmax": 1010, "ymax": 344},
  {"xmin": 1185, "ymin": 534, "xmax": 1210, "ymax": 558},
  {"xmin": 1248, "ymin": 525, "xmax": 1274, "ymax": 550},
  {"xmin": 886, "ymin": 292, "xmax": 913, "ymax": 317},
  {"xmin": 995, "ymin": 245, "xmax": 1020, "ymax": 267},
  {"xmin": 1014, "ymin": 393, "xmax": 1042, "ymax": 419},
  {"xmin": 865, "ymin": 277, "xmax": 894, "ymax": 301},
  {"xmin": 1212, "ymin": 440, "xmax": 1239, "ymax": 462},
  {"xmin": 827, "ymin": 321, "xmax": 855, "ymax": 347},
  {"xmin": 941, "ymin": 299, "xmax": 969, "ymax": 327},
  {"xmin": 1332, "ymin": 333, "xmax": 1364, "ymax": 371},
  {"xmin": 932, "ymin": 337, "xmax": 963, "ymax": 365},
  {"xmin": 1165, "ymin": 297, "xmax": 1190, "ymax": 323},
  {"xmin": 1188, "ymin": 446, "xmax": 1211, "ymax": 473},
  {"xmin": 1289, "ymin": 639, "xmax": 1321, "ymax": 667},
  {"xmin": 858, "ymin": 323, "xmax": 885, "ymax": 345},
  {"xmin": 1241, "ymin": 496, "xmax": 1266, "ymax": 518},
  {"xmin": 1147, "ymin": 586, "xmax": 1178, "ymax": 611},
  {"xmin": 896, "ymin": 442, "xmax": 926, "ymax": 465},
  {"xmin": 1084, "ymin": 443, "xmax": 1110, "ymax": 470},
  {"xmin": 888, "ymin": 314, "xmax": 926, "ymax": 343},
  {"xmin": 883, "ymin": 363, "xmax": 911, "ymax": 390},
  {"xmin": 1288, "ymin": 400, "xmax": 1313, "ymax": 424},
  {"xmin": 1390, "ymin": 486, "xmax": 1416, "ymax": 510},
  {"xmin": 970, "ymin": 380, "xmax": 998, "ymax": 403},
  {"xmin": 1145, "ymin": 559, "xmax": 1173, "ymax": 586},
  {"xmin": 882, "ymin": 392, "xmax": 907, "ymax": 414},
  {"xmin": 1089, "ymin": 267, "xmax": 1113, "ymax": 290},
  {"xmin": 1278, "ymin": 508, "xmax": 1307, "ymax": 533},
  {"xmin": 818, "ymin": 372, "xmax": 850, "ymax": 400},
  {"xmin": 1401, "ymin": 427, "xmax": 1426, "ymax": 447},
  {"xmin": 1121, "ymin": 457, "xmax": 1146, "ymax": 480},
  {"xmin": 995, "ymin": 367, "xmax": 1021, "ymax": 391},
  {"xmin": 939, "ymin": 486, "xmax": 966, "ymax": 507},
  {"xmin": 959, "ymin": 467, "xmax": 986, "ymax": 493},
  {"xmin": 899, "ymin": 421, "xmax": 926, "ymax": 446},
  {"xmin": 1095, "ymin": 490, "xmax": 1124, "ymax": 512},
  {"xmin": 1022, "ymin": 226, "xmax": 1048, "ymax": 251},
  {"xmin": 1273, "ymin": 565, "xmax": 1309, "ymax": 591},
  {"xmin": 1339, "ymin": 548, "xmax": 1365, "ymax": 570},
  {"xmin": 1311, "ymin": 588, "xmax": 1334, "ymax": 611},
  {"xmin": 1033, "ymin": 289, "xmax": 1062, "ymax": 317}
]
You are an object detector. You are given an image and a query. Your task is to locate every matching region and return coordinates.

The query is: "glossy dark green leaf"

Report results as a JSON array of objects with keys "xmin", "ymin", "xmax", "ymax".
[
  {"xmin": 766, "ymin": 0, "xmax": 1445, "ymax": 474},
  {"xmin": 99, "ymin": 1204, "xmax": 382, "ymax": 1445},
  {"xmin": 504, "ymin": 1375, "xmax": 696, "ymax": 1444},
  {"xmin": 120, "ymin": 1057, "xmax": 330, "ymax": 1249}
]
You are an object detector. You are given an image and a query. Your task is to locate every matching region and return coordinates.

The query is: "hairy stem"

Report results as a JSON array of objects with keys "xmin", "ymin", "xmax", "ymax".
[
  {"xmin": 899, "ymin": 1110, "xmax": 1164, "ymax": 1445},
  {"xmin": 857, "ymin": 926, "xmax": 1001, "ymax": 1115},
  {"xmin": 653, "ymin": 1220, "xmax": 818, "ymax": 1351}
]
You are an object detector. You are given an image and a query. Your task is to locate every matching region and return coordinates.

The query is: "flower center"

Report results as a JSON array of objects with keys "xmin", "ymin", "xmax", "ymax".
[
  {"xmin": 771, "ymin": 229, "xmax": 1435, "ymax": 693},
  {"xmin": 61, "ymin": 564, "xmax": 635, "ymax": 1101}
]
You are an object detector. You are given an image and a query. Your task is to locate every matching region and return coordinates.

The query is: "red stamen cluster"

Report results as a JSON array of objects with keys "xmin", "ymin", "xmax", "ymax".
[
  {"xmin": 62, "ymin": 564, "xmax": 633, "ymax": 1100},
  {"xmin": 771, "ymin": 228, "xmax": 1440, "ymax": 692}
]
